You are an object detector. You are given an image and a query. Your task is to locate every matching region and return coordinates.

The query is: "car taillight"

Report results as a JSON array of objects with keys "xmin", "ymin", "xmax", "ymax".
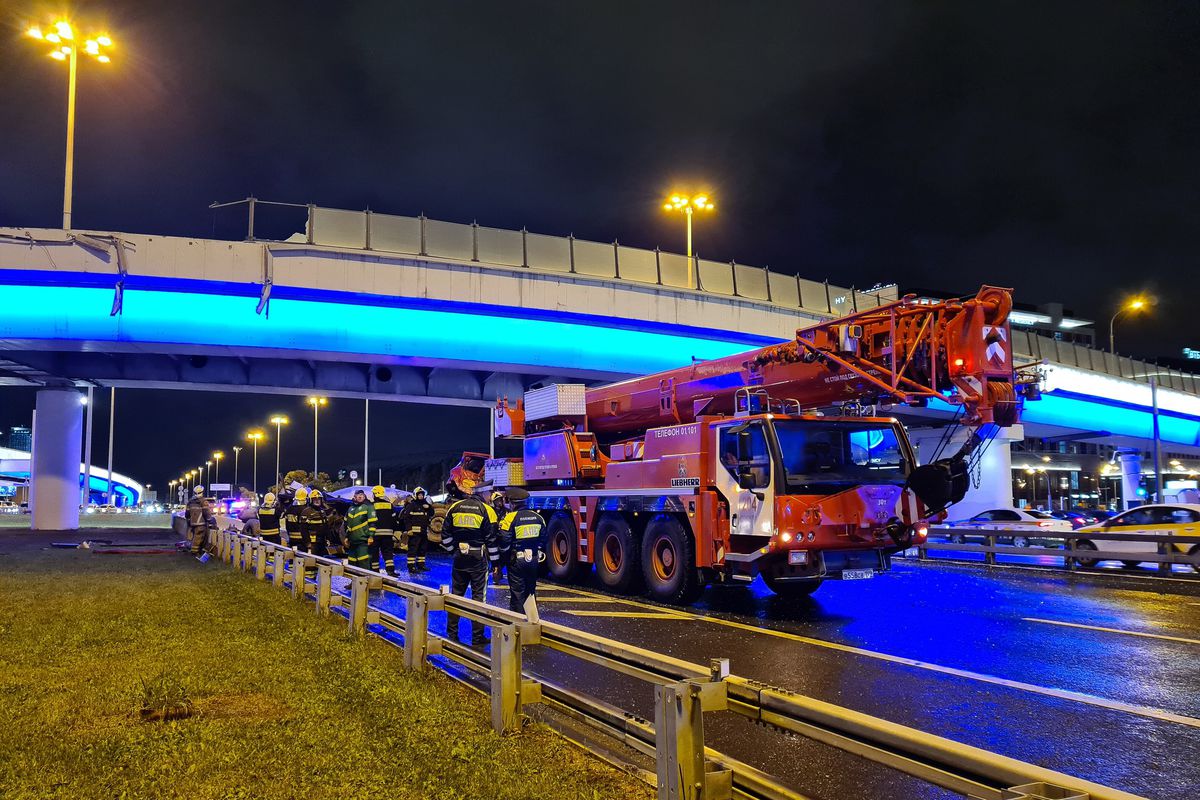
[
  {"xmin": 913, "ymin": 524, "xmax": 928, "ymax": 541},
  {"xmin": 1037, "ymin": 521, "xmax": 1053, "ymax": 527}
]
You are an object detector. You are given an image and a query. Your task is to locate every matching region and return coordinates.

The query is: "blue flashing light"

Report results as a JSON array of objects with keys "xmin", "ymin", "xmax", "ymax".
[{"xmin": 2, "ymin": 283, "xmax": 755, "ymax": 376}]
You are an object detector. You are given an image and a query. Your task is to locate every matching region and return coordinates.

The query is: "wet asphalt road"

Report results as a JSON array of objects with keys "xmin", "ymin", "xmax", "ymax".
[{"xmin": 348, "ymin": 554, "xmax": 1200, "ymax": 800}]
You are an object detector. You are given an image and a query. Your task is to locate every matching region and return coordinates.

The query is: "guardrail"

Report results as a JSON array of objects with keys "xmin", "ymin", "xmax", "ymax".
[
  {"xmin": 914, "ymin": 527, "xmax": 1200, "ymax": 576},
  {"xmin": 212, "ymin": 528, "xmax": 1145, "ymax": 800}
]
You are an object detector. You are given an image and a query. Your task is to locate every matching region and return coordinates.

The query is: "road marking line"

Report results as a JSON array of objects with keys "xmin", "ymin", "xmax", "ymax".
[
  {"xmin": 535, "ymin": 597, "xmax": 622, "ymax": 603},
  {"xmin": 562, "ymin": 610, "xmax": 689, "ymax": 620},
  {"xmin": 1024, "ymin": 617, "xmax": 1200, "ymax": 645},
  {"xmin": 545, "ymin": 581, "xmax": 1200, "ymax": 729}
]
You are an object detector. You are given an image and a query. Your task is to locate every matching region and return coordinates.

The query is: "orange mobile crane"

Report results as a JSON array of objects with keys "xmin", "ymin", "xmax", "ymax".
[{"xmin": 495, "ymin": 286, "xmax": 1020, "ymax": 602}]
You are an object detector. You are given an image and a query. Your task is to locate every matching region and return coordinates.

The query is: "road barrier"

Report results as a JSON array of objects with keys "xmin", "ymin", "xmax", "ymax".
[
  {"xmin": 213, "ymin": 528, "xmax": 1146, "ymax": 800},
  {"xmin": 914, "ymin": 527, "xmax": 1200, "ymax": 576}
]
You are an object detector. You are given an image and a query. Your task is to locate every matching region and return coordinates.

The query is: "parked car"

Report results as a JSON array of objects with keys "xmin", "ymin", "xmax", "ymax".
[
  {"xmin": 1074, "ymin": 503, "xmax": 1200, "ymax": 568},
  {"xmin": 944, "ymin": 507, "xmax": 1072, "ymax": 547}
]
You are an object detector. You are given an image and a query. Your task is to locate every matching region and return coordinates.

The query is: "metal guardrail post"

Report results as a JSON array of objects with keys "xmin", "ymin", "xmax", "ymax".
[
  {"xmin": 521, "ymin": 227, "xmax": 529, "ymax": 267},
  {"xmin": 824, "ymin": 279, "xmax": 832, "ymax": 312},
  {"xmin": 246, "ymin": 196, "xmax": 257, "ymax": 242},
  {"xmin": 568, "ymin": 234, "xmax": 576, "ymax": 273},
  {"xmin": 365, "ymin": 208, "xmax": 373, "ymax": 250},
  {"xmin": 795, "ymin": 273, "xmax": 804, "ymax": 309},
  {"xmin": 291, "ymin": 554, "xmax": 308, "ymax": 599},
  {"xmin": 403, "ymin": 592, "xmax": 444, "ymax": 671},
  {"xmin": 272, "ymin": 547, "xmax": 286, "ymax": 587},
  {"xmin": 348, "ymin": 575, "xmax": 374, "ymax": 634},
  {"xmin": 654, "ymin": 658, "xmax": 731, "ymax": 800},
  {"xmin": 419, "ymin": 213, "xmax": 427, "ymax": 256},
  {"xmin": 306, "ymin": 204, "xmax": 315, "ymax": 244},
  {"xmin": 471, "ymin": 221, "xmax": 479, "ymax": 262},
  {"xmin": 729, "ymin": 260, "xmax": 739, "ymax": 297},
  {"xmin": 654, "ymin": 247, "xmax": 663, "ymax": 285},
  {"xmin": 255, "ymin": 541, "xmax": 267, "ymax": 580},
  {"xmin": 763, "ymin": 265, "xmax": 772, "ymax": 302},
  {"xmin": 985, "ymin": 535, "xmax": 997, "ymax": 566},
  {"xmin": 316, "ymin": 564, "xmax": 333, "ymax": 615},
  {"xmin": 490, "ymin": 621, "xmax": 543, "ymax": 734},
  {"xmin": 613, "ymin": 240, "xmax": 621, "ymax": 279}
]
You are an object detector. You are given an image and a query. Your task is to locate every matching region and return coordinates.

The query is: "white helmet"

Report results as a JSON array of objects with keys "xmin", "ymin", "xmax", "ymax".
[{"xmin": 193, "ymin": 486, "xmax": 204, "ymax": 496}]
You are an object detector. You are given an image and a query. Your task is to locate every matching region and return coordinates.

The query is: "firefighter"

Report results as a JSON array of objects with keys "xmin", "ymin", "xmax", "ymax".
[
  {"xmin": 399, "ymin": 486, "xmax": 434, "ymax": 574},
  {"xmin": 300, "ymin": 490, "xmax": 335, "ymax": 558},
  {"xmin": 345, "ymin": 488, "xmax": 376, "ymax": 570},
  {"xmin": 256, "ymin": 494, "xmax": 282, "ymax": 544},
  {"xmin": 369, "ymin": 486, "xmax": 398, "ymax": 575},
  {"xmin": 185, "ymin": 486, "xmax": 215, "ymax": 559},
  {"xmin": 283, "ymin": 488, "xmax": 308, "ymax": 550},
  {"xmin": 496, "ymin": 490, "xmax": 546, "ymax": 614},
  {"xmin": 440, "ymin": 482, "xmax": 499, "ymax": 644}
]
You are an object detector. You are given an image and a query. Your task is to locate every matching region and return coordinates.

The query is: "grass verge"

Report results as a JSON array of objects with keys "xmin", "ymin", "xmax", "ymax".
[{"xmin": 0, "ymin": 533, "xmax": 651, "ymax": 800}]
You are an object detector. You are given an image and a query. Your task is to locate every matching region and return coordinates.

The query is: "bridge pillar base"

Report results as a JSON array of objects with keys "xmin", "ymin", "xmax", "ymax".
[
  {"xmin": 910, "ymin": 424, "xmax": 1024, "ymax": 517},
  {"xmin": 30, "ymin": 388, "xmax": 83, "ymax": 531}
]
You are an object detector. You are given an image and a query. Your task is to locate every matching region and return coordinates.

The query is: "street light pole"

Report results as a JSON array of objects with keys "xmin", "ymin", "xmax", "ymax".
[
  {"xmin": 1109, "ymin": 297, "xmax": 1147, "ymax": 353},
  {"xmin": 26, "ymin": 21, "xmax": 114, "ymax": 230},
  {"xmin": 270, "ymin": 415, "xmax": 289, "ymax": 492},
  {"xmin": 246, "ymin": 431, "xmax": 264, "ymax": 496},
  {"xmin": 232, "ymin": 446, "xmax": 242, "ymax": 490},
  {"xmin": 307, "ymin": 398, "xmax": 327, "ymax": 477},
  {"xmin": 663, "ymin": 194, "xmax": 714, "ymax": 291},
  {"xmin": 105, "ymin": 387, "xmax": 115, "ymax": 505}
]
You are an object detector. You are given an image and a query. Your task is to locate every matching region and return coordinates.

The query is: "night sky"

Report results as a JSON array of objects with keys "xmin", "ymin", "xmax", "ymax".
[{"xmin": 2, "ymin": 2, "xmax": 1198, "ymax": 490}]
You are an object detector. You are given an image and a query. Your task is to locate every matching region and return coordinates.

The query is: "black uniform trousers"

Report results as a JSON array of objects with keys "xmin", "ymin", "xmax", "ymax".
[
  {"xmin": 260, "ymin": 532, "xmax": 281, "ymax": 545},
  {"xmin": 447, "ymin": 554, "xmax": 489, "ymax": 643},
  {"xmin": 507, "ymin": 553, "xmax": 539, "ymax": 613},
  {"xmin": 407, "ymin": 529, "xmax": 429, "ymax": 570},
  {"xmin": 369, "ymin": 530, "xmax": 396, "ymax": 573}
]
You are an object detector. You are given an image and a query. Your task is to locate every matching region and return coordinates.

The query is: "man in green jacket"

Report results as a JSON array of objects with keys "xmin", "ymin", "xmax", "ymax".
[{"xmin": 345, "ymin": 488, "xmax": 376, "ymax": 571}]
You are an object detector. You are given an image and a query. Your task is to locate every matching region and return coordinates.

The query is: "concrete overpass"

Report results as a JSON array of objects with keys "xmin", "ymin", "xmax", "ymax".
[{"xmin": 3, "ymin": 207, "xmax": 1198, "ymax": 527}]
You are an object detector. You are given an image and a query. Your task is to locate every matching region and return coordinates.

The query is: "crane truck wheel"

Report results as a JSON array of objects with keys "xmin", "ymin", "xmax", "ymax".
[
  {"xmin": 595, "ymin": 514, "xmax": 642, "ymax": 593},
  {"xmin": 545, "ymin": 512, "xmax": 585, "ymax": 583},
  {"xmin": 641, "ymin": 515, "xmax": 702, "ymax": 604}
]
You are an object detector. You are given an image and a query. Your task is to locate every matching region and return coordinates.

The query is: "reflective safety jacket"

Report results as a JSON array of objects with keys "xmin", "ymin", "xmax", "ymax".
[
  {"xmin": 372, "ymin": 500, "xmax": 396, "ymax": 532},
  {"xmin": 300, "ymin": 505, "xmax": 335, "ymax": 543},
  {"xmin": 258, "ymin": 502, "xmax": 281, "ymax": 534},
  {"xmin": 185, "ymin": 497, "xmax": 214, "ymax": 529},
  {"xmin": 282, "ymin": 502, "xmax": 306, "ymax": 536},
  {"xmin": 399, "ymin": 498, "xmax": 434, "ymax": 534},
  {"xmin": 440, "ymin": 496, "xmax": 499, "ymax": 563},
  {"xmin": 345, "ymin": 501, "xmax": 376, "ymax": 546},
  {"xmin": 499, "ymin": 509, "xmax": 547, "ymax": 562}
]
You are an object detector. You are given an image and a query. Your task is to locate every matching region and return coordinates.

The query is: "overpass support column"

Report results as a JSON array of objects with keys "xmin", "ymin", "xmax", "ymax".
[
  {"xmin": 909, "ymin": 424, "xmax": 1023, "ymax": 517},
  {"xmin": 31, "ymin": 388, "xmax": 83, "ymax": 531}
]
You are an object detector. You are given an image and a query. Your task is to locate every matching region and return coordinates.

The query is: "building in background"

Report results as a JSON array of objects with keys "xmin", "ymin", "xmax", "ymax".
[{"xmin": 7, "ymin": 426, "xmax": 32, "ymax": 451}]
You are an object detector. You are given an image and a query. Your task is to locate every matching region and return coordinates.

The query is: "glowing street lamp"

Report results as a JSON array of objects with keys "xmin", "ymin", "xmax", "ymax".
[
  {"xmin": 662, "ymin": 193, "xmax": 715, "ymax": 290},
  {"xmin": 1109, "ymin": 296, "xmax": 1148, "ymax": 353},
  {"xmin": 246, "ymin": 431, "xmax": 265, "ymax": 496},
  {"xmin": 269, "ymin": 415, "xmax": 289, "ymax": 492},
  {"xmin": 26, "ymin": 18, "xmax": 115, "ymax": 230},
  {"xmin": 212, "ymin": 451, "xmax": 224, "ymax": 490},
  {"xmin": 307, "ymin": 398, "xmax": 327, "ymax": 476}
]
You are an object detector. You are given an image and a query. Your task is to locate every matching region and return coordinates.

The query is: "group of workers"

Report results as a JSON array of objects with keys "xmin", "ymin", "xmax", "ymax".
[
  {"xmin": 183, "ymin": 478, "xmax": 548, "ymax": 645},
  {"xmin": 258, "ymin": 485, "xmax": 436, "ymax": 575}
]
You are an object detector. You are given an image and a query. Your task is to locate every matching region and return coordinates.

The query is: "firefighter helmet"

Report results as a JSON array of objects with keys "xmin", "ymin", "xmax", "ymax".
[
  {"xmin": 264, "ymin": 492, "xmax": 277, "ymax": 505},
  {"xmin": 413, "ymin": 486, "xmax": 426, "ymax": 498},
  {"xmin": 294, "ymin": 488, "xmax": 309, "ymax": 503},
  {"xmin": 193, "ymin": 485, "xmax": 204, "ymax": 496},
  {"xmin": 309, "ymin": 489, "xmax": 323, "ymax": 501},
  {"xmin": 372, "ymin": 485, "xmax": 386, "ymax": 498}
]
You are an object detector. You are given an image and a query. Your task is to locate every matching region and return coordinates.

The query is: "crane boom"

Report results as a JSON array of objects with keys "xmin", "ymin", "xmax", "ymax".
[{"xmin": 585, "ymin": 286, "xmax": 1017, "ymax": 437}]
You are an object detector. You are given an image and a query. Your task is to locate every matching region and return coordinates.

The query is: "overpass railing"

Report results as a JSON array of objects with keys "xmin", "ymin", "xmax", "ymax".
[
  {"xmin": 212, "ymin": 527, "xmax": 1144, "ymax": 800},
  {"xmin": 911, "ymin": 527, "xmax": 1200, "ymax": 576},
  {"xmin": 208, "ymin": 197, "xmax": 1200, "ymax": 395},
  {"xmin": 210, "ymin": 196, "xmax": 897, "ymax": 321}
]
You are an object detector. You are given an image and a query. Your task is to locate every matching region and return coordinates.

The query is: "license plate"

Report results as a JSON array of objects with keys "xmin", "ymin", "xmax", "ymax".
[
  {"xmin": 841, "ymin": 568, "xmax": 875, "ymax": 580},
  {"xmin": 787, "ymin": 550, "xmax": 809, "ymax": 565}
]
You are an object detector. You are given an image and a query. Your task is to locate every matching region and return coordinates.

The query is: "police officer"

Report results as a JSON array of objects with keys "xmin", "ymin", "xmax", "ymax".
[
  {"xmin": 369, "ymin": 486, "xmax": 397, "ymax": 575},
  {"xmin": 440, "ymin": 482, "xmax": 499, "ymax": 644},
  {"xmin": 185, "ymin": 486, "xmax": 215, "ymax": 559},
  {"xmin": 300, "ymin": 490, "xmax": 335, "ymax": 557},
  {"xmin": 399, "ymin": 486, "xmax": 434, "ymax": 574},
  {"xmin": 345, "ymin": 488, "xmax": 376, "ymax": 570},
  {"xmin": 282, "ymin": 488, "xmax": 308, "ymax": 550},
  {"xmin": 497, "ymin": 489, "xmax": 546, "ymax": 614},
  {"xmin": 256, "ymin": 494, "xmax": 282, "ymax": 544}
]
